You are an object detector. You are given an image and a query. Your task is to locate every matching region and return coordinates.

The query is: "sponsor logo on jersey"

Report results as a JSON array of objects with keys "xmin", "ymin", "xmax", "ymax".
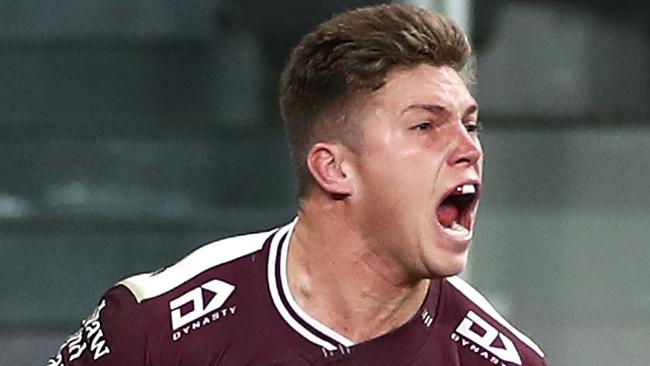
[
  {"xmin": 169, "ymin": 278, "xmax": 237, "ymax": 341},
  {"xmin": 451, "ymin": 310, "xmax": 522, "ymax": 365},
  {"xmin": 47, "ymin": 299, "xmax": 111, "ymax": 365}
]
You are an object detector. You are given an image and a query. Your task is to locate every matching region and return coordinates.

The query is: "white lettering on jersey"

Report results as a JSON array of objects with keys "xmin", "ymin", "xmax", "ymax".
[
  {"xmin": 46, "ymin": 299, "xmax": 111, "ymax": 364},
  {"xmin": 453, "ymin": 310, "xmax": 522, "ymax": 365},
  {"xmin": 81, "ymin": 299, "xmax": 111, "ymax": 360},
  {"xmin": 169, "ymin": 279, "xmax": 235, "ymax": 331},
  {"xmin": 67, "ymin": 328, "xmax": 86, "ymax": 361}
]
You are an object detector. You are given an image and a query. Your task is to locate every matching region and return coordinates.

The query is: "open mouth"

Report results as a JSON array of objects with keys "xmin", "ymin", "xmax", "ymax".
[{"xmin": 435, "ymin": 183, "xmax": 480, "ymax": 239}]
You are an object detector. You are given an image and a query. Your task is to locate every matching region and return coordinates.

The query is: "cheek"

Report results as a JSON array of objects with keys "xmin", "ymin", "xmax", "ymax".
[
  {"xmin": 361, "ymin": 156, "xmax": 434, "ymax": 212},
  {"xmin": 354, "ymin": 154, "xmax": 408, "ymax": 210},
  {"xmin": 356, "ymin": 134, "xmax": 445, "ymax": 196}
]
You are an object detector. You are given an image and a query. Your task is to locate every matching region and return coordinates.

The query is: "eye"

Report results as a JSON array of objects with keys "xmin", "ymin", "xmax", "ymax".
[
  {"xmin": 464, "ymin": 120, "xmax": 481, "ymax": 133},
  {"xmin": 411, "ymin": 122, "xmax": 432, "ymax": 131}
]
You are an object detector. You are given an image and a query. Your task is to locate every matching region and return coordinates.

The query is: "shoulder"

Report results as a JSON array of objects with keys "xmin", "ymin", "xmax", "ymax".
[
  {"xmin": 47, "ymin": 285, "xmax": 149, "ymax": 365},
  {"xmin": 119, "ymin": 226, "xmax": 278, "ymax": 303},
  {"xmin": 49, "ymin": 222, "xmax": 291, "ymax": 365},
  {"xmin": 443, "ymin": 276, "xmax": 546, "ymax": 365}
]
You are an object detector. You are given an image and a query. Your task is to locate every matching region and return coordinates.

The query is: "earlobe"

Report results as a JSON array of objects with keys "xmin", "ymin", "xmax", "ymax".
[{"xmin": 306, "ymin": 143, "xmax": 353, "ymax": 198}]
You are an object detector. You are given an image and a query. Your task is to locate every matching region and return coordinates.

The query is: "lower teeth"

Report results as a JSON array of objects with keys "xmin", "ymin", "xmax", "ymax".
[{"xmin": 443, "ymin": 221, "xmax": 472, "ymax": 239}]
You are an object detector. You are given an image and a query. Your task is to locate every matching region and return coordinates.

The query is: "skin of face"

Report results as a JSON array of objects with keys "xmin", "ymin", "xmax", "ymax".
[{"xmin": 345, "ymin": 63, "xmax": 483, "ymax": 284}]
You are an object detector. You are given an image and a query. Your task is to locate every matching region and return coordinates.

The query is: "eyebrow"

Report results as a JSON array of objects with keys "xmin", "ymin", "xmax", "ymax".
[{"xmin": 402, "ymin": 103, "xmax": 479, "ymax": 117}]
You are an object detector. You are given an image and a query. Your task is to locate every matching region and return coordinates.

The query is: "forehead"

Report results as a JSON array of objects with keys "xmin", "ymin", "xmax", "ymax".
[{"xmin": 370, "ymin": 64, "xmax": 476, "ymax": 113}]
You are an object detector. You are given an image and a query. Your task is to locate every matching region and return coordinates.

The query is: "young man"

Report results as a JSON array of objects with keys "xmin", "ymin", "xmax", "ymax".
[{"xmin": 48, "ymin": 4, "xmax": 546, "ymax": 365}]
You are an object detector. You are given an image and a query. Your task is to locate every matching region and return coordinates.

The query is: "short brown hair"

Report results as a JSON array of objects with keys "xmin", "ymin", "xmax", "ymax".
[{"xmin": 279, "ymin": 4, "xmax": 473, "ymax": 198}]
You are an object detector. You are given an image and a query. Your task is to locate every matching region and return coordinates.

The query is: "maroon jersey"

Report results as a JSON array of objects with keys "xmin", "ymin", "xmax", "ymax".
[{"xmin": 47, "ymin": 220, "xmax": 546, "ymax": 365}]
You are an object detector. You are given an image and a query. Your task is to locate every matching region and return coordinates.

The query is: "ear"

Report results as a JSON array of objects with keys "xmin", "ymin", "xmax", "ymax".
[{"xmin": 306, "ymin": 142, "xmax": 354, "ymax": 198}]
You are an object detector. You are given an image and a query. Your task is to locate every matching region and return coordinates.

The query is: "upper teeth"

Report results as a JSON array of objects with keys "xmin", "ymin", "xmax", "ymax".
[{"xmin": 456, "ymin": 184, "xmax": 476, "ymax": 195}]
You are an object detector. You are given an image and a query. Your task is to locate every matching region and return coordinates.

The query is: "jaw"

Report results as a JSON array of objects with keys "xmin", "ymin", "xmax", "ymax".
[{"xmin": 421, "ymin": 228, "xmax": 472, "ymax": 278}]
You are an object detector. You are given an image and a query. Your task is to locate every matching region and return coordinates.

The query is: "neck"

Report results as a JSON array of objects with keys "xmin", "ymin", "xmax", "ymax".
[{"xmin": 287, "ymin": 195, "xmax": 432, "ymax": 343}]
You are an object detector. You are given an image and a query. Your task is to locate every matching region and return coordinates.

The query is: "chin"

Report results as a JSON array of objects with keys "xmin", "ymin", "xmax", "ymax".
[{"xmin": 423, "ymin": 250, "xmax": 469, "ymax": 279}]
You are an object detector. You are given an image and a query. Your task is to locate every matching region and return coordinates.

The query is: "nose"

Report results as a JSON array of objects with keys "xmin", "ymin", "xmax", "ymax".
[{"xmin": 446, "ymin": 126, "xmax": 482, "ymax": 167}]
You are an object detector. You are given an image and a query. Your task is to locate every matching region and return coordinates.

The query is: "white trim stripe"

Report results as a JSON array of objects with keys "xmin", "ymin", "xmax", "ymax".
[
  {"xmin": 119, "ymin": 229, "xmax": 273, "ymax": 302},
  {"xmin": 278, "ymin": 223, "xmax": 355, "ymax": 347},
  {"xmin": 267, "ymin": 220, "xmax": 338, "ymax": 351},
  {"xmin": 446, "ymin": 276, "xmax": 545, "ymax": 358}
]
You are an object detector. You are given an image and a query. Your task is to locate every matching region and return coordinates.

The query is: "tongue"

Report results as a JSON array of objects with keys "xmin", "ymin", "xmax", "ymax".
[{"xmin": 437, "ymin": 204, "xmax": 459, "ymax": 228}]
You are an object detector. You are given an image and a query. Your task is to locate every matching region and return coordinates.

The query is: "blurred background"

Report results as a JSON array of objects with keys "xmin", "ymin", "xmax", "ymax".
[{"xmin": 0, "ymin": 0, "xmax": 648, "ymax": 364}]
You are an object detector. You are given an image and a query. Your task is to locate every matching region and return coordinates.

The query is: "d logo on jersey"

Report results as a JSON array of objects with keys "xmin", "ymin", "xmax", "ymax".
[
  {"xmin": 455, "ymin": 311, "xmax": 522, "ymax": 365},
  {"xmin": 169, "ymin": 279, "xmax": 235, "ymax": 331}
]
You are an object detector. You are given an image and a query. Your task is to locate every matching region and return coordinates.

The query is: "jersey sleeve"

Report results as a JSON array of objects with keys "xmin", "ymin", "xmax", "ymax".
[{"xmin": 46, "ymin": 285, "xmax": 149, "ymax": 366}]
